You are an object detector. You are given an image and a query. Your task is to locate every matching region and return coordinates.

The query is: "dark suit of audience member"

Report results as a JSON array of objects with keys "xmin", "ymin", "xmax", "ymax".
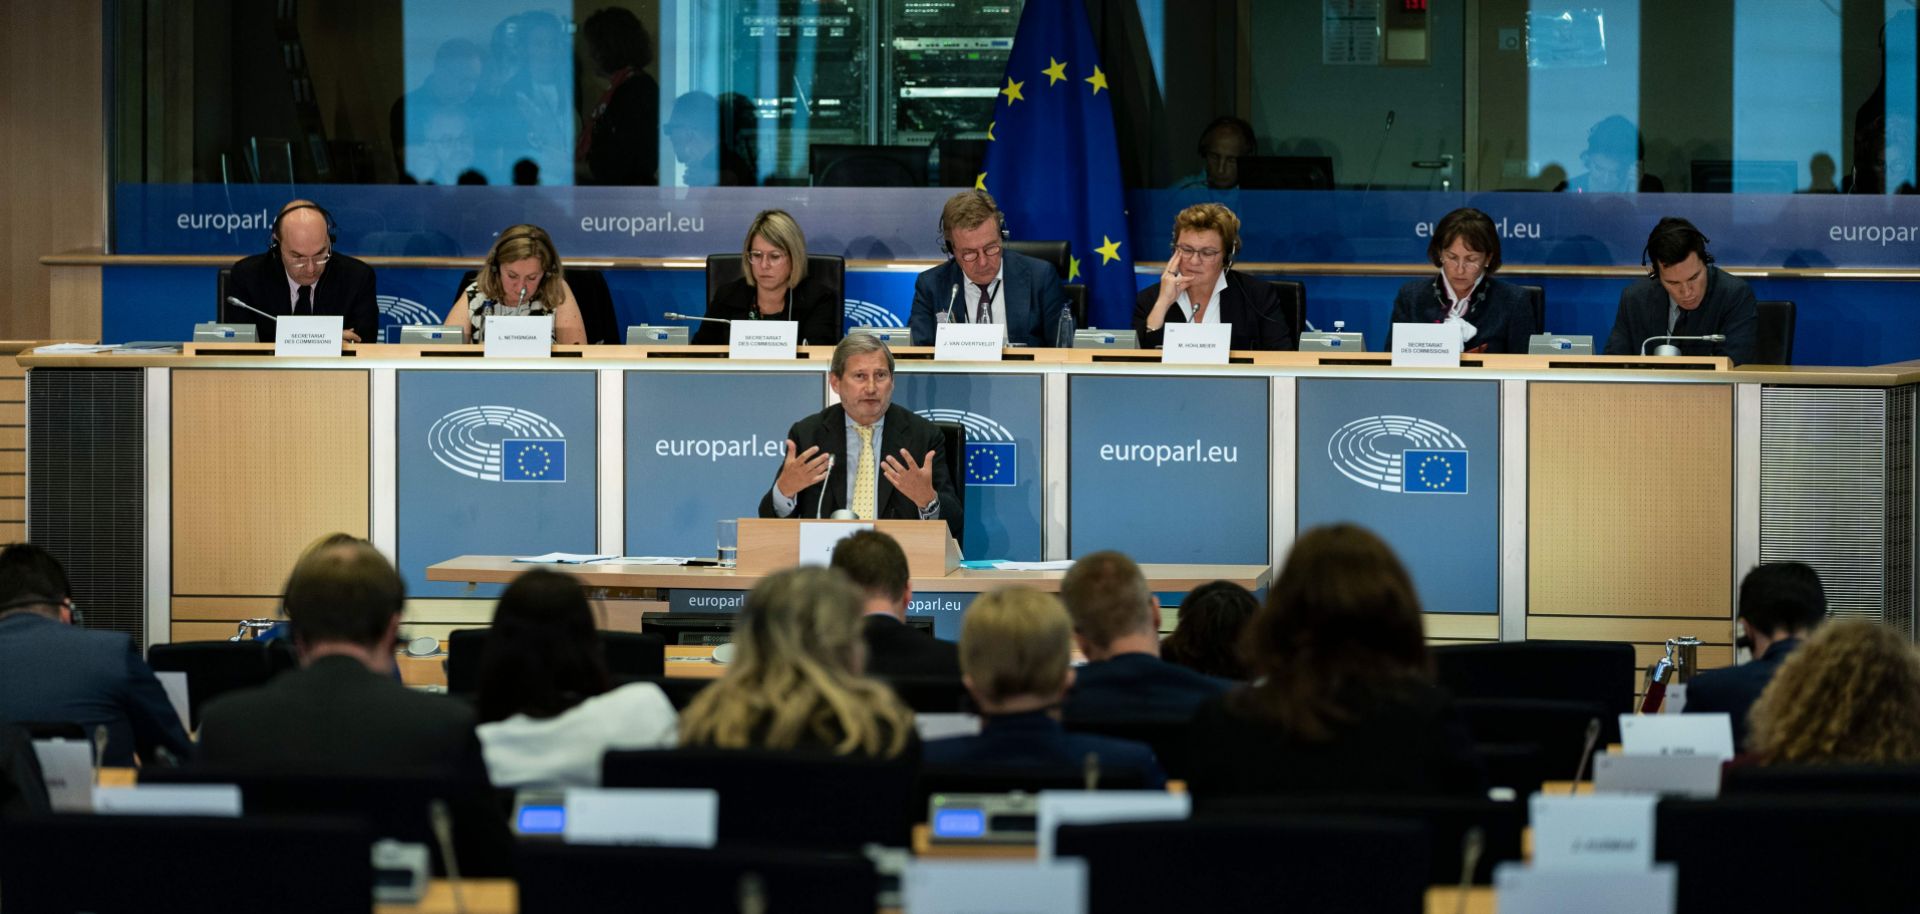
[
  {"xmin": 1132, "ymin": 269, "xmax": 1295, "ymax": 351},
  {"xmin": 1064, "ymin": 653, "xmax": 1231, "ymax": 721},
  {"xmin": 1687, "ymin": 638, "xmax": 1800, "ymax": 752},
  {"xmin": 0, "ymin": 609, "xmax": 191, "ymax": 767},
  {"xmin": 695, "ymin": 273, "xmax": 840, "ymax": 346},
  {"xmin": 831, "ymin": 529, "xmax": 961, "ymax": 680},
  {"xmin": 1388, "ymin": 276, "xmax": 1535, "ymax": 354},
  {"xmin": 926, "ymin": 710, "xmax": 1165, "ymax": 787},
  {"xmin": 1059, "ymin": 551, "xmax": 1230, "ymax": 723},
  {"xmin": 908, "ymin": 249, "xmax": 1070, "ymax": 348},
  {"xmin": 1684, "ymin": 561, "xmax": 1827, "ymax": 750},
  {"xmin": 862, "ymin": 615, "xmax": 960, "ymax": 679}
]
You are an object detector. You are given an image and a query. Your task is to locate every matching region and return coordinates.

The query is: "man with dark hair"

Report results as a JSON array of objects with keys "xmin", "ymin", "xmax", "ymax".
[
  {"xmin": 1058, "ymin": 551, "xmax": 1229, "ymax": 720},
  {"xmin": 195, "ymin": 541, "xmax": 487, "ymax": 779},
  {"xmin": 1603, "ymin": 217, "xmax": 1757, "ymax": 364},
  {"xmin": 0, "ymin": 544, "xmax": 191, "ymax": 766},
  {"xmin": 1686, "ymin": 562, "xmax": 1828, "ymax": 750},
  {"xmin": 831, "ymin": 530, "xmax": 959, "ymax": 678}
]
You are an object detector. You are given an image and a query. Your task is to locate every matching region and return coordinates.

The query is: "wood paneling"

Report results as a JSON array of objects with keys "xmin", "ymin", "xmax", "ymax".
[
  {"xmin": 171, "ymin": 622, "xmax": 245, "ymax": 643},
  {"xmin": 2, "ymin": 4, "xmax": 104, "ymax": 340},
  {"xmin": 172, "ymin": 370, "xmax": 369, "ymax": 596},
  {"xmin": 1424, "ymin": 613, "xmax": 1500, "ymax": 641}
]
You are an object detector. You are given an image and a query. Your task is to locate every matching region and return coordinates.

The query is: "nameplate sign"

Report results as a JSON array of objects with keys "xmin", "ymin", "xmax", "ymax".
[
  {"xmin": 798, "ymin": 521, "xmax": 872, "ymax": 567},
  {"xmin": 935, "ymin": 323, "xmax": 1006, "ymax": 361},
  {"xmin": 1161, "ymin": 322, "xmax": 1232, "ymax": 364},
  {"xmin": 1592, "ymin": 753, "xmax": 1723, "ymax": 798},
  {"xmin": 31, "ymin": 739, "xmax": 94, "ymax": 813},
  {"xmin": 1529, "ymin": 793, "xmax": 1657, "ymax": 870},
  {"xmin": 93, "ymin": 784, "xmax": 243, "ymax": 817},
  {"xmin": 729, "ymin": 320, "xmax": 798, "ymax": 360},
  {"xmin": 902, "ymin": 860, "xmax": 1088, "ymax": 913},
  {"xmin": 1619, "ymin": 713, "xmax": 1735, "ymax": 760},
  {"xmin": 915, "ymin": 713, "xmax": 983, "ymax": 741},
  {"xmin": 274, "ymin": 315, "xmax": 344, "ymax": 357},
  {"xmin": 1495, "ymin": 862, "xmax": 1676, "ymax": 913},
  {"xmin": 1660, "ymin": 683, "xmax": 1687, "ymax": 714},
  {"xmin": 563, "ymin": 788, "xmax": 718, "ymax": 847},
  {"xmin": 155, "ymin": 670, "xmax": 191, "ymax": 732},
  {"xmin": 484, "ymin": 315, "xmax": 553, "ymax": 358},
  {"xmin": 1035, "ymin": 791, "xmax": 1189, "ymax": 861},
  {"xmin": 1390, "ymin": 321, "xmax": 1462, "ymax": 367}
]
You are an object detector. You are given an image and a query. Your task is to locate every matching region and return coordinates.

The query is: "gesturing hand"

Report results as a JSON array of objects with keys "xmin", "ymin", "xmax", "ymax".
[
  {"xmin": 775, "ymin": 440, "xmax": 832, "ymax": 499},
  {"xmin": 882, "ymin": 448, "xmax": 939, "ymax": 510}
]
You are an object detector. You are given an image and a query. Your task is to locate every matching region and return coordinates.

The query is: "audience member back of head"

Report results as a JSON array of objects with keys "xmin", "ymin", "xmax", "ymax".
[
  {"xmin": 1686, "ymin": 561, "xmax": 1827, "ymax": 751},
  {"xmin": 679, "ymin": 566, "xmax": 917, "ymax": 759},
  {"xmin": 1186, "ymin": 524, "xmax": 1485, "ymax": 799},
  {"xmin": 1161, "ymin": 580, "xmax": 1258, "ymax": 681},
  {"xmin": 1747, "ymin": 619, "xmax": 1920, "ymax": 767},
  {"xmin": 831, "ymin": 529, "xmax": 960, "ymax": 679},
  {"xmin": 1059, "ymin": 551, "xmax": 1230, "ymax": 721}
]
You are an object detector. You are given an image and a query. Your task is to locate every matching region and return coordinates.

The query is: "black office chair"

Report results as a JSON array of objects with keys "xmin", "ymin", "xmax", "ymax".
[
  {"xmin": 1005, "ymin": 240, "xmax": 1070, "ymax": 281},
  {"xmin": 1062, "ymin": 715, "xmax": 1198, "ymax": 782},
  {"xmin": 0, "ymin": 814, "xmax": 373, "ymax": 914},
  {"xmin": 1265, "ymin": 278, "xmax": 1306, "ymax": 340},
  {"xmin": 932, "ymin": 421, "xmax": 967, "ymax": 550},
  {"xmin": 1064, "ymin": 284, "xmax": 1089, "ymax": 329},
  {"xmin": 516, "ymin": 843, "xmax": 880, "ymax": 914},
  {"xmin": 1056, "ymin": 816, "xmax": 1429, "ymax": 913},
  {"xmin": 214, "ymin": 267, "xmax": 233, "ymax": 321},
  {"xmin": 602, "ymin": 748, "xmax": 918, "ymax": 850},
  {"xmin": 808, "ymin": 144, "xmax": 930, "ymax": 187},
  {"xmin": 876, "ymin": 674, "xmax": 972, "ymax": 714},
  {"xmin": 703, "ymin": 254, "xmax": 847, "ymax": 342},
  {"xmin": 1453, "ymin": 698, "xmax": 1608, "ymax": 786},
  {"xmin": 1196, "ymin": 794, "xmax": 1527, "ymax": 885},
  {"xmin": 0, "ymin": 724, "xmax": 50, "ymax": 816},
  {"xmin": 1432, "ymin": 641, "xmax": 1635, "ymax": 744},
  {"xmin": 453, "ymin": 267, "xmax": 620, "ymax": 344},
  {"xmin": 1657, "ymin": 796, "xmax": 1920, "ymax": 912},
  {"xmin": 1755, "ymin": 299, "xmax": 1796, "ymax": 364},
  {"xmin": 1721, "ymin": 763, "xmax": 1920, "ymax": 796},
  {"xmin": 146, "ymin": 639, "xmax": 295, "ymax": 729},
  {"xmin": 444, "ymin": 628, "xmax": 665, "ymax": 695},
  {"xmin": 915, "ymin": 764, "xmax": 1153, "ymax": 821},
  {"xmin": 1517, "ymin": 283, "xmax": 1546, "ymax": 332}
]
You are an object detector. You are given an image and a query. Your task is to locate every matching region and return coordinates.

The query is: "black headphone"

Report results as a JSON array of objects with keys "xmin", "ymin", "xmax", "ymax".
[
  {"xmin": 937, "ymin": 190, "xmax": 1011, "ymax": 256},
  {"xmin": 267, "ymin": 202, "xmax": 339, "ymax": 256},
  {"xmin": 1641, "ymin": 218, "xmax": 1713, "ymax": 279}
]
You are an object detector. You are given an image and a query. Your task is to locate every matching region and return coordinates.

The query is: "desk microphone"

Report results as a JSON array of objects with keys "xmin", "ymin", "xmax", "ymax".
[
  {"xmin": 663, "ymin": 312, "xmax": 732, "ymax": 325},
  {"xmin": 944, "ymin": 282, "xmax": 960, "ymax": 323},
  {"xmin": 1570, "ymin": 717, "xmax": 1603, "ymax": 785},
  {"xmin": 1640, "ymin": 333, "xmax": 1726, "ymax": 357},
  {"xmin": 815, "ymin": 454, "xmax": 835, "ymax": 518},
  {"xmin": 1362, "ymin": 109, "xmax": 1395, "ymax": 192},
  {"xmin": 225, "ymin": 296, "xmax": 277, "ymax": 322}
]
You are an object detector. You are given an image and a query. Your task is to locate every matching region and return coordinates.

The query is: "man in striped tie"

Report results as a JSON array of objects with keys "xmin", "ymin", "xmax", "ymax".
[{"xmin": 758, "ymin": 334, "xmax": 964, "ymax": 545}]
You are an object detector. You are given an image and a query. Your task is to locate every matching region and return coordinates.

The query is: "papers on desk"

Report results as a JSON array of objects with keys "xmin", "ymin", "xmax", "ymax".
[
  {"xmin": 965, "ymin": 560, "xmax": 1077, "ymax": 571},
  {"xmin": 605, "ymin": 556, "xmax": 703, "ymax": 565},
  {"xmin": 513, "ymin": 553, "xmax": 617, "ymax": 564},
  {"xmin": 34, "ymin": 343, "xmax": 117, "ymax": 353}
]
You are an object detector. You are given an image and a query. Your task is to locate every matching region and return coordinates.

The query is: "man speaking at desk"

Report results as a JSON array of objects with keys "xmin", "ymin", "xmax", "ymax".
[
  {"xmin": 759, "ymin": 335, "xmax": 963, "ymax": 543},
  {"xmin": 225, "ymin": 199, "xmax": 378, "ymax": 343}
]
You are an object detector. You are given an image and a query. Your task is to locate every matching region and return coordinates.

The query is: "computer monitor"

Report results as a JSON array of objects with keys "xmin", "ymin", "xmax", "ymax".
[{"xmin": 1238, "ymin": 155, "xmax": 1337, "ymax": 190}]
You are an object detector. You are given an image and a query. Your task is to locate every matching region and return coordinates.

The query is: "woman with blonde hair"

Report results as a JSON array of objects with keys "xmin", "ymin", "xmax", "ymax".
[
  {"xmin": 1748, "ymin": 620, "xmax": 1920, "ymax": 765},
  {"xmin": 694, "ymin": 209, "xmax": 839, "ymax": 346},
  {"xmin": 679, "ymin": 566, "xmax": 915, "ymax": 758},
  {"xmin": 446, "ymin": 224, "xmax": 588, "ymax": 344}
]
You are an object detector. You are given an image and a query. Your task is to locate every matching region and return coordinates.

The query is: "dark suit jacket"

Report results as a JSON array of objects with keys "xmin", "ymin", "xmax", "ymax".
[
  {"xmin": 0, "ymin": 613, "xmax": 192, "ymax": 767},
  {"xmin": 225, "ymin": 250, "xmax": 379, "ymax": 343},
  {"xmin": 924, "ymin": 711, "xmax": 1166, "ymax": 787},
  {"xmin": 195, "ymin": 655, "xmax": 488, "ymax": 781},
  {"xmin": 908, "ymin": 251, "xmax": 1070, "ymax": 347},
  {"xmin": 1604, "ymin": 265, "xmax": 1757, "ymax": 364},
  {"xmin": 1185, "ymin": 681, "xmax": 1486, "ymax": 800},
  {"xmin": 862, "ymin": 614, "xmax": 960, "ymax": 679},
  {"xmin": 1132, "ymin": 269, "xmax": 1296, "ymax": 351},
  {"xmin": 1063, "ymin": 652, "xmax": 1232, "ymax": 721},
  {"xmin": 584, "ymin": 68, "xmax": 661, "ymax": 186},
  {"xmin": 757, "ymin": 403, "xmax": 964, "ymax": 543},
  {"xmin": 695, "ymin": 274, "xmax": 839, "ymax": 346},
  {"xmin": 1685, "ymin": 637, "xmax": 1801, "ymax": 752},
  {"xmin": 1388, "ymin": 276, "xmax": 1536, "ymax": 354}
]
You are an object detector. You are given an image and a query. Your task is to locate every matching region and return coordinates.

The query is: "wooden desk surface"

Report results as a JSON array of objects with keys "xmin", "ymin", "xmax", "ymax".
[{"xmin": 426, "ymin": 556, "xmax": 1272, "ymax": 594}]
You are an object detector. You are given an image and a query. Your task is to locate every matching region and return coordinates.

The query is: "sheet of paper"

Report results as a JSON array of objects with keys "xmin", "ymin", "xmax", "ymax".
[
  {"xmin": 34, "ymin": 343, "xmax": 117, "ymax": 353},
  {"xmin": 901, "ymin": 860, "xmax": 1088, "ymax": 914},
  {"xmin": 729, "ymin": 320, "xmax": 799, "ymax": 360},
  {"xmin": 484, "ymin": 315, "xmax": 553, "ymax": 358},
  {"xmin": 564, "ymin": 788, "xmax": 717, "ymax": 847},
  {"xmin": 513, "ymin": 553, "xmax": 616, "ymax": 564},
  {"xmin": 1529, "ymin": 793, "xmax": 1657, "ymax": 871},
  {"xmin": 274, "ymin": 315, "xmax": 344, "ymax": 357},
  {"xmin": 1390, "ymin": 321, "xmax": 1463, "ymax": 367},
  {"xmin": 154, "ymin": 670, "xmax": 191, "ymax": 733},
  {"xmin": 993, "ymin": 560, "xmax": 1077, "ymax": 571},
  {"xmin": 1161, "ymin": 322, "xmax": 1232, "ymax": 364},
  {"xmin": 935, "ymin": 323, "xmax": 1006, "ymax": 361},
  {"xmin": 798, "ymin": 522, "xmax": 872, "ymax": 567}
]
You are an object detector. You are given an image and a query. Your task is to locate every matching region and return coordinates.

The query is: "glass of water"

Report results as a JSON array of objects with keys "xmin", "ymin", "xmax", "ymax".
[{"xmin": 716, "ymin": 518, "xmax": 738, "ymax": 567}]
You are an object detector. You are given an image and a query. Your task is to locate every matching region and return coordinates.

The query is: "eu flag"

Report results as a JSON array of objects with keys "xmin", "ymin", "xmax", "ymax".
[
  {"xmin": 982, "ymin": 0, "xmax": 1136, "ymax": 330},
  {"xmin": 965, "ymin": 442, "xmax": 1018, "ymax": 487},
  {"xmin": 501, "ymin": 438, "xmax": 566, "ymax": 483},
  {"xmin": 1401, "ymin": 449, "xmax": 1467, "ymax": 495}
]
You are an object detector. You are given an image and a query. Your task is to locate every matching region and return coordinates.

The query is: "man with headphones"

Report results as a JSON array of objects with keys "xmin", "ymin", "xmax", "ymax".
[
  {"xmin": 0, "ymin": 543, "xmax": 191, "ymax": 767},
  {"xmin": 908, "ymin": 190, "xmax": 1071, "ymax": 348},
  {"xmin": 1604, "ymin": 217, "xmax": 1757, "ymax": 365},
  {"xmin": 1171, "ymin": 116, "xmax": 1257, "ymax": 194},
  {"xmin": 224, "ymin": 199, "xmax": 379, "ymax": 344}
]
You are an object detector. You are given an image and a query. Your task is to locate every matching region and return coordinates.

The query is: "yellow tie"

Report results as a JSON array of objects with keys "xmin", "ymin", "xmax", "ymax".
[{"xmin": 852, "ymin": 424, "xmax": 877, "ymax": 519}]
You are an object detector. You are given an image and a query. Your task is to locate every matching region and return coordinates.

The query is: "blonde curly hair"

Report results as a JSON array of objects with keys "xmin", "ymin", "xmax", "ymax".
[{"xmin": 1747, "ymin": 620, "xmax": 1920, "ymax": 765}]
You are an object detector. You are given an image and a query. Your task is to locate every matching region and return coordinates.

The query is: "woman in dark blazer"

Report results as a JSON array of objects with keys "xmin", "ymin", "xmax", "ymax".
[
  {"xmin": 1389, "ymin": 207, "xmax": 1534, "ymax": 353},
  {"xmin": 1185, "ymin": 524, "xmax": 1485, "ymax": 799},
  {"xmin": 695, "ymin": 209, "xmax": 839, "ymax": 345}
]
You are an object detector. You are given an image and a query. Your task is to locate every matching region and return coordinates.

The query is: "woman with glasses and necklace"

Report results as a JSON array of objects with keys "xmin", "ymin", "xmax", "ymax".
[
  {"xmin": 1134, "ymin": 203, "xmax": 1295, "ymax": 351},
  {"xmin": 695, "ymin": 209, "xmax": 839, "ymax": 345},
  {"xmin": 1388, "ymin": 207, "xmax": 1535, "ymax": 354}
]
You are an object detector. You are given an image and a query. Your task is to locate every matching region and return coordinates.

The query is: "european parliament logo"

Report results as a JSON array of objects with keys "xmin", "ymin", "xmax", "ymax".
[
  {"xmin": 844, "ymin": 299, "xmax": 906, "ymax": 328},
  {"xmin": 377, "ymin": 295, "xmax": 442, "ymax": 325},
  {"xmin": 428, "ymin": 405, "xmax": 567, "ymax": 482},
  {"xmin": 1327, "ymin": 415, "xmax": 1469, "ymax": 495},
  {"xmin": 914, "ymin": 408, "xmax": 1017, "ymax": 487}
]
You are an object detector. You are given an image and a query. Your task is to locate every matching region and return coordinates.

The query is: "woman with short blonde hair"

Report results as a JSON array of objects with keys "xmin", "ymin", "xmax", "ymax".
[
  {"xmin": 446, "ymin": 224, "xmax": 588, "ymax": 344},
  {"xmin": 679, "ymin": 567, "xmax": 914, "ymax": 757},
  {"xmin": 1748, "ymin": 620, "xmax": 1920, "ymax": 765},
  {"xmin": 694, "ymin": 209, "xmax": 840, "ymax": 345}
]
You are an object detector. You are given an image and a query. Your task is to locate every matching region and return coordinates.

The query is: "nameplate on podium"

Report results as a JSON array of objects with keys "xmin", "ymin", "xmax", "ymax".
[
  {"xmin": 275, "ymin": 315, "xmax": 343, "ymax": 357},
  {"xmin": 729, "ymin": 320, "xmax": 798, "ymax": 360},
  {"xmin": 485, "ymin": 316, "xmax": 553, "ymax": 358}
]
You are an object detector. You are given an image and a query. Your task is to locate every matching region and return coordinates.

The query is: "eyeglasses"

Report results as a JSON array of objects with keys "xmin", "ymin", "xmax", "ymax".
[
  {"xmin": 957, "ymin": 243, "xmax": 1002, "ymax": 265},
  {"xmin": 1173, "ymin": 244, "xmax": 1223, "ymax": 261},
  {"xmin": 285, "ymin": 250, "xmax": 332, "ymax": 269},
  {"xmin": 747, "ymin": 250, "xmax": 787, "ymax": 264},
  {"xmin": 1440, "ymin": 253, "xmax": 1486, "ymax": 270}
]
